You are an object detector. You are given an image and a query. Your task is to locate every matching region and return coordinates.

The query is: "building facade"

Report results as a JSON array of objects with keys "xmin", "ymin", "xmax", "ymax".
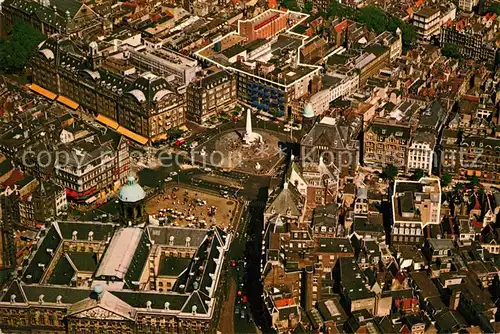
[
  {"xmin": 412, "ymin": 7, "xmax": 441, "ymax": 41},
  {"xmin": 407, "ymin": 133, "xmax": 435, "ymax": 175},
  {"xmin": 31, "ymin": 38, "xmax": 186, "ymax": 144},
  {"xmin": 54, "ymin": 135, "xmax": 129, "ymax": 202},
  {"xmin": 440, "ymin": 26, "xmax": 498, "ymax": 67},
  {"xmin": 363, "ymin": 121, "xmax": 411, "ymax": 171},
  {"xmin": 238, "ymin": 10, "xmax": 288, "ymax": 42},
  {"xmin": 0, "ymin": 219, "xmax": 232, "ymax": 333},
  {"xmin": 186, "ymin": 70, "xmax": 237, "ymax": 124}
]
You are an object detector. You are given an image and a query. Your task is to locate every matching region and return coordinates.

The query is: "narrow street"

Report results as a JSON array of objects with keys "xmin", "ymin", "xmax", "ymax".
[{"xmin": 218, "ymin": 278, "xmax": 236, "ymax": 333}]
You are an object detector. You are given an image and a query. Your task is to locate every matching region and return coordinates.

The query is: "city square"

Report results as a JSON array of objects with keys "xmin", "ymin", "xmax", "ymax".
[{"xmin": 145, "ymin": 186, "xmax": 239, "ymax": 230}]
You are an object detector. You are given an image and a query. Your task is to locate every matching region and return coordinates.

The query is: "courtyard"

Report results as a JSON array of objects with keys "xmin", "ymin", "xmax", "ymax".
[{"xmin": 145, "ymin": 186, "xmax": 239, "ymax": 229}]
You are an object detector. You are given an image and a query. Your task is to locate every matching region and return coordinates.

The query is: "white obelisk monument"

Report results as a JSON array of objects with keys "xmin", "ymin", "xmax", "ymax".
[{"xmin": 243, "ymin": 108, "xmax": 262, "ymax": 145}]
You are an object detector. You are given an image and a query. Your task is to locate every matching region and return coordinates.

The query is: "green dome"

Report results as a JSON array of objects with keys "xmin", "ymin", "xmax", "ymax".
[
  {"xmin": 118, "ymin": 176, "xmax": 146, "ymax": 203},
  {"xmin": 303, "ymin": 103, "xmax": 314, "ymax": 118}
]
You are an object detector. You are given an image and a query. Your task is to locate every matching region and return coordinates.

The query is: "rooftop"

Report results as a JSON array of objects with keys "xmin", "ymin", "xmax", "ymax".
[{"xmin": 94, "ymin": 227, "xmax": 144, "ymax": 280}]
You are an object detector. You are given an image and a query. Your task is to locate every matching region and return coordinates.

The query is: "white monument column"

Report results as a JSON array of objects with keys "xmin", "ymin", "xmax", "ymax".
[
  {"xmin": 246, "ymin": 108, "xmax": 253, "ymax": 137},
  {"xmin": 243, "ymin": 108, "xmax": 262, "ymax": 145}
]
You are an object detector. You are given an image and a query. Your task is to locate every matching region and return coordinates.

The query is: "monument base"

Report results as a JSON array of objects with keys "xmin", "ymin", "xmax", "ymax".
[{"xmin": 243, "ymin": 132, "xmax": 263, "ymax": 146}]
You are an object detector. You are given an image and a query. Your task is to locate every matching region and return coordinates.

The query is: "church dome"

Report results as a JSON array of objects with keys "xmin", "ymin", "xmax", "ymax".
[
  {"xmin": 118, "ymin": 176, "xmax": 146, "ymax": 203},
  {"xmin": 303, "ymin": 103, "xmax": 314, "ymax": 118}
]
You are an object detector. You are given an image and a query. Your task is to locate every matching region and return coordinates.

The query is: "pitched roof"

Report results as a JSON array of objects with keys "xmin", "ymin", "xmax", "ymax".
[
  {"xmin": 68, "ymin": 290, "xmax": 137, "ymax": 320},
  {"xmin": 23, "ymin": 227, "xmax": 62, "ymax": 283},
  {"xmin": 147, "ymin": 226, "xmax": 208, "ymax": 247},
  {"xmin": 127, "ymin": 73, "xmax": 175, "ymax": 105},
  {"xmin": 265, "ymin": 183, "xmax": 304, "ymax": 217},
  {"xmin": 48, "ymin": 254, "xmax": 76, "ymax": 285},
  {"xmin": 181, "ymin": 290, "xmax": 210, "ymax": 314},
  {"xmin": 1, "ymin": 280, "xmax": 26, "ymax": 303},
  {"xmin": 56, "ymin": 221, "xmax": 117, "ymax": 241},
  {"xmin": 68, "ymin": 252, "xmax": 98, "ymax": 272},
  {"xmin": 124, "ymin": 231, "xmax": 151, "ymax": 289},
  {"xmin": 21, "ymin": 284, "xmax": 91, "ymax": 304},
  {"xmin": 110, "ymin": 290, "xmax": 189, "ymax": 310}
]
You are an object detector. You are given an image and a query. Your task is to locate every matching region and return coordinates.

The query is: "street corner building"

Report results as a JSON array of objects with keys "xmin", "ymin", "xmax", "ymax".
[{"xmin": 29, "ymin": 36, "xmax": 187, "ymax": 145}]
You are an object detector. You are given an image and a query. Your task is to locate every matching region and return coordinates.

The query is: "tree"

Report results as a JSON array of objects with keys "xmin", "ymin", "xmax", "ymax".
[
  {"xmin": 167, "ymin": 128, "xmax": 183, "ymax": 140},
  {"xmin": 412, "ymin": 169, "xmax": 425, "ymax": 181},
  {"xmin": 441, "ymin": 44, "xmax": 462, "ymax": 60},
  {"xmin": 489, "ymin": 1, "xmax": 500, "ymax": 15},
  {"xmin": 323, "ymin": 4, "xmax": 416, "ymax": 51},
  {"xmin": 281, "ymin": 0, "xmax": 299, "ymax": 11},
  {"xmin": 0, "ymin": 20, "xmax": 44, "ymax": 74},
  {"xmin": 382, "ymin": 164, "xmax": 398, "ymax": 180},
  {"xmin": 304, "ymin": 1, "xmax": 313, "ymax": 13},
  {"xmin": 399, "ymin": 23, "xmax": 417, "ymax": 51},
  {"xmin": 441, "ymin": 172, "xmax": 452, "ymax": 187},
  {"xmin": 468, "ymin": 175, "xmax": 480, "ymax": 187}
]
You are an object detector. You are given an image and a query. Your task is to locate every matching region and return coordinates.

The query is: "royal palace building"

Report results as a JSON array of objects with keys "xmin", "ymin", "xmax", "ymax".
[{"xmin": 0, "ymin": 220, "xmax": 231, "ymax": 333}]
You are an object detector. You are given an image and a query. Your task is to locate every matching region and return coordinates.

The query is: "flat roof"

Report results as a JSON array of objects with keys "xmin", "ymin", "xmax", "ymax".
[{"xmin": 415, "ymin": 7, "xmax": 440, "ymax": 18}]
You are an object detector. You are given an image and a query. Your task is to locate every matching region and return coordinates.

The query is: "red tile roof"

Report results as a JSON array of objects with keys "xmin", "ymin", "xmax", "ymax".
[
  {"xmin": 2, "ymin": 169, "xmax": 24, "ymax": 189},
  {"xmin": 275, "ymin": 298, "xmax": 295, "ymax": 308},
  {"xmin": 334, "ymin": 20, "xmax": 348, "ymax": 33}
]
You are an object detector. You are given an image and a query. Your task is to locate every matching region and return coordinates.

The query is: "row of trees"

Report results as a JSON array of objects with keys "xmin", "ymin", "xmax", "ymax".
[
  {"xmin": 380, "ymin": 165, "xmax": 472, "ymax": 191},
  {"xmin": 279, "ymin": 0, "xmax": 416, "ymax": 50},
  {"xmin": 0, "ymin": 20, "xmax": 44, "ymax": 74},
  {"xmin": 323, "ymin": 3, "xmax": 417, "ymax": 51}
]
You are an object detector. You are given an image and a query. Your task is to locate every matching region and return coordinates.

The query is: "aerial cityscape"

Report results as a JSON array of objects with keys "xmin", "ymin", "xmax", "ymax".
[{"xmin": 0, "ymin": 0, "xmax": 499, "ymax": 332}]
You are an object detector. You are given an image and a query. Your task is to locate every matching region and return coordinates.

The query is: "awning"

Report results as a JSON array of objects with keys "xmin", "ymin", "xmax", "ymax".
[
  {"xmin": 152, "ymin": 133, "xmax": 168, "ymax": 142},
  {"xmin": 57, "ymin": 95, "xmax": 79, "ymax": 110},
  {"xmin": 29, "ymin": 84, "xmax": 57, "ymax": 100},
  {"xmin": 116, "ymin": 126, "xmax": 148, "ymax": 145},
  {"xmin": 96, "ymin": 114, "xmax": 119, "ymax": 130},
  {"xmin": 85, "ymin": 195, "xmax": 97, "ymax": 204},
  {"xmin": 179, "ymin": 125, "xmax": 189, "ymax": 132}
]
